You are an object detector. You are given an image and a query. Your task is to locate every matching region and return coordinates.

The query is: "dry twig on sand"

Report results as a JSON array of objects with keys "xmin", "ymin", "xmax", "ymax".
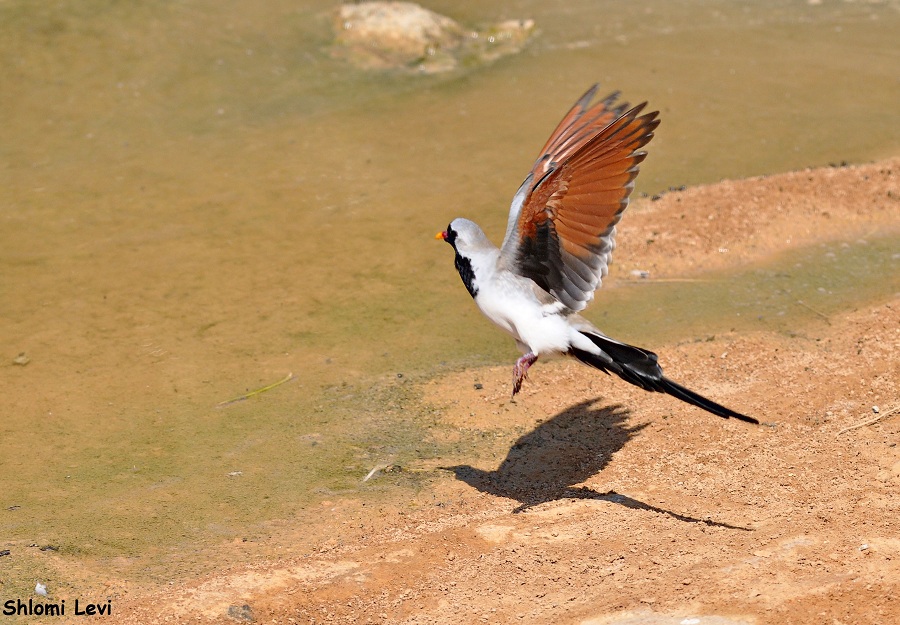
[{"xmin": 836, "ymin": 403, "xmax": 899, "ymax": 435}]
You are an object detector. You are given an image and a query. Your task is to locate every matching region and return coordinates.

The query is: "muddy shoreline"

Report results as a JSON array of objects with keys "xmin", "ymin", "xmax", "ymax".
[{"xmin": 95, "ymin": 158, "xmax": 900, "ymax": 625}]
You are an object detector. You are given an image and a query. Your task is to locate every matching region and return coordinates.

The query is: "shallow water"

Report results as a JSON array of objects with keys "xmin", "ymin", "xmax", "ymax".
[
  {"xmin": 1, "ymin": 0, "xmax": 899, "ymax": 588},
  {"xmin": 592, "ymin": 235, "xmax": 900, "ymax": 346}
]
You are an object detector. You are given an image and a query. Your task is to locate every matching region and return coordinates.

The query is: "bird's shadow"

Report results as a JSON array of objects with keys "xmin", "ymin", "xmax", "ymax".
[{"xmin": 444, "ymin": 398, "xmax": 749, "ymax": 530}]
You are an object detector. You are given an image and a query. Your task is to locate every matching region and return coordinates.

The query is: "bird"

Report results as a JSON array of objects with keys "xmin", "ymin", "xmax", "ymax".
[{"xmin": 436, "ymin": 85, "xmax": 757, "ymax": 424}]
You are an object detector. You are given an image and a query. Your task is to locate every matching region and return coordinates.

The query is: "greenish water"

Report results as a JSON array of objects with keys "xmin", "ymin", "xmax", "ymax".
[
  {"xmin": 591, "ymin": 235, "xmax": 900, "ymax": 346},
  {"xmin": 1, "ymin": 0, "xmax": 898, "ymax": 592}
]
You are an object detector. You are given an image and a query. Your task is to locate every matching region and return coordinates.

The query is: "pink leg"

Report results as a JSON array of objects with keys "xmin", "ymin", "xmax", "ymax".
[{"xmin": 511, "ymin": 352, "xmax": 538, "ymax": 397}]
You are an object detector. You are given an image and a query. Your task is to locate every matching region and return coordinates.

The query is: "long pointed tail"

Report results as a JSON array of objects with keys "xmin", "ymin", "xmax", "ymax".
[{"xmin": 569, "ymin": 332, "xmax": 758, "ymax": 424}]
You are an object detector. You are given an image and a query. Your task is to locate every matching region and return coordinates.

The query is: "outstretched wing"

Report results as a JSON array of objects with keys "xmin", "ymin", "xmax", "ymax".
[{"xmin": 499, "ymin": 85, "xmax": 659, "ymax": 311}]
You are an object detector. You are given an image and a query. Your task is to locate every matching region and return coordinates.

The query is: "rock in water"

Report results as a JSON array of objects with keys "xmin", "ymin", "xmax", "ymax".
[{"xmin": 332, "ymin": 2, "xmax": 534, "ymax": 73}]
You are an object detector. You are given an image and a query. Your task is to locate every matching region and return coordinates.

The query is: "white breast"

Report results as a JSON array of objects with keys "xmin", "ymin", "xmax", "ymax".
[{"xmin": 473, "ymin": 268, "xmax": 574, "ymax": 357}]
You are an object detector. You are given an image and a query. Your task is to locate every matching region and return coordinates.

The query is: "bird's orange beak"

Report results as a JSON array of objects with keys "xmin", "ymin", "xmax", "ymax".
[{"xmin": 435, "ymin": 231, "xmax": 447, "ymax": 240}]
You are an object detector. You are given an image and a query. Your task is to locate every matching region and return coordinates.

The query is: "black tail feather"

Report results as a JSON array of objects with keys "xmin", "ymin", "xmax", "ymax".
[{"xmin": 569, "ymin": 332, "xmax": 757, "ymax": 424}]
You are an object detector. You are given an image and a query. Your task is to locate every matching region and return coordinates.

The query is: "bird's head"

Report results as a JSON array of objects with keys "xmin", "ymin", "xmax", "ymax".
[{"xmin": 434, "ymin": 218, "xmax": 488, "ymax": 253}]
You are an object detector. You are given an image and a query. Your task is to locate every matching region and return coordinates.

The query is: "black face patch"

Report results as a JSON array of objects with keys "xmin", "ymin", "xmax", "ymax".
[{"xmin": 443, "ymin": 223, "xmax": 458, "ymax": 245}]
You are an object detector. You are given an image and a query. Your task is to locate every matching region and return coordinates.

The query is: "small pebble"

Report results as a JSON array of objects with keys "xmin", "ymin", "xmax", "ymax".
[{"xmin": 35, "ymin": 583, "xmax": 48, "ymax": 597}]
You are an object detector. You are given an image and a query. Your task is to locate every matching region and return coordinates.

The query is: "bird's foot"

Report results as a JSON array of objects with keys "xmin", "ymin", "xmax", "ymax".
[{"xmin": 511, "ymin": 352, "xmax": 538, "ymax": 397}]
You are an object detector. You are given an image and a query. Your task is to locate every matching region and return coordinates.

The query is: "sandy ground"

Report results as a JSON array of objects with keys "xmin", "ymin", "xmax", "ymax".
[{"xmin": 100, "ymin": 159, "xmax": 899, "ymax": 623}]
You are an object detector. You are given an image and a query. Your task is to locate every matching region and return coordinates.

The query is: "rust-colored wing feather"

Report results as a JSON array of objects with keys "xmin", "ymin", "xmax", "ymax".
[{"xmin": 500, "ymin": 87, "xmax": 659, "ymax": 311}]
